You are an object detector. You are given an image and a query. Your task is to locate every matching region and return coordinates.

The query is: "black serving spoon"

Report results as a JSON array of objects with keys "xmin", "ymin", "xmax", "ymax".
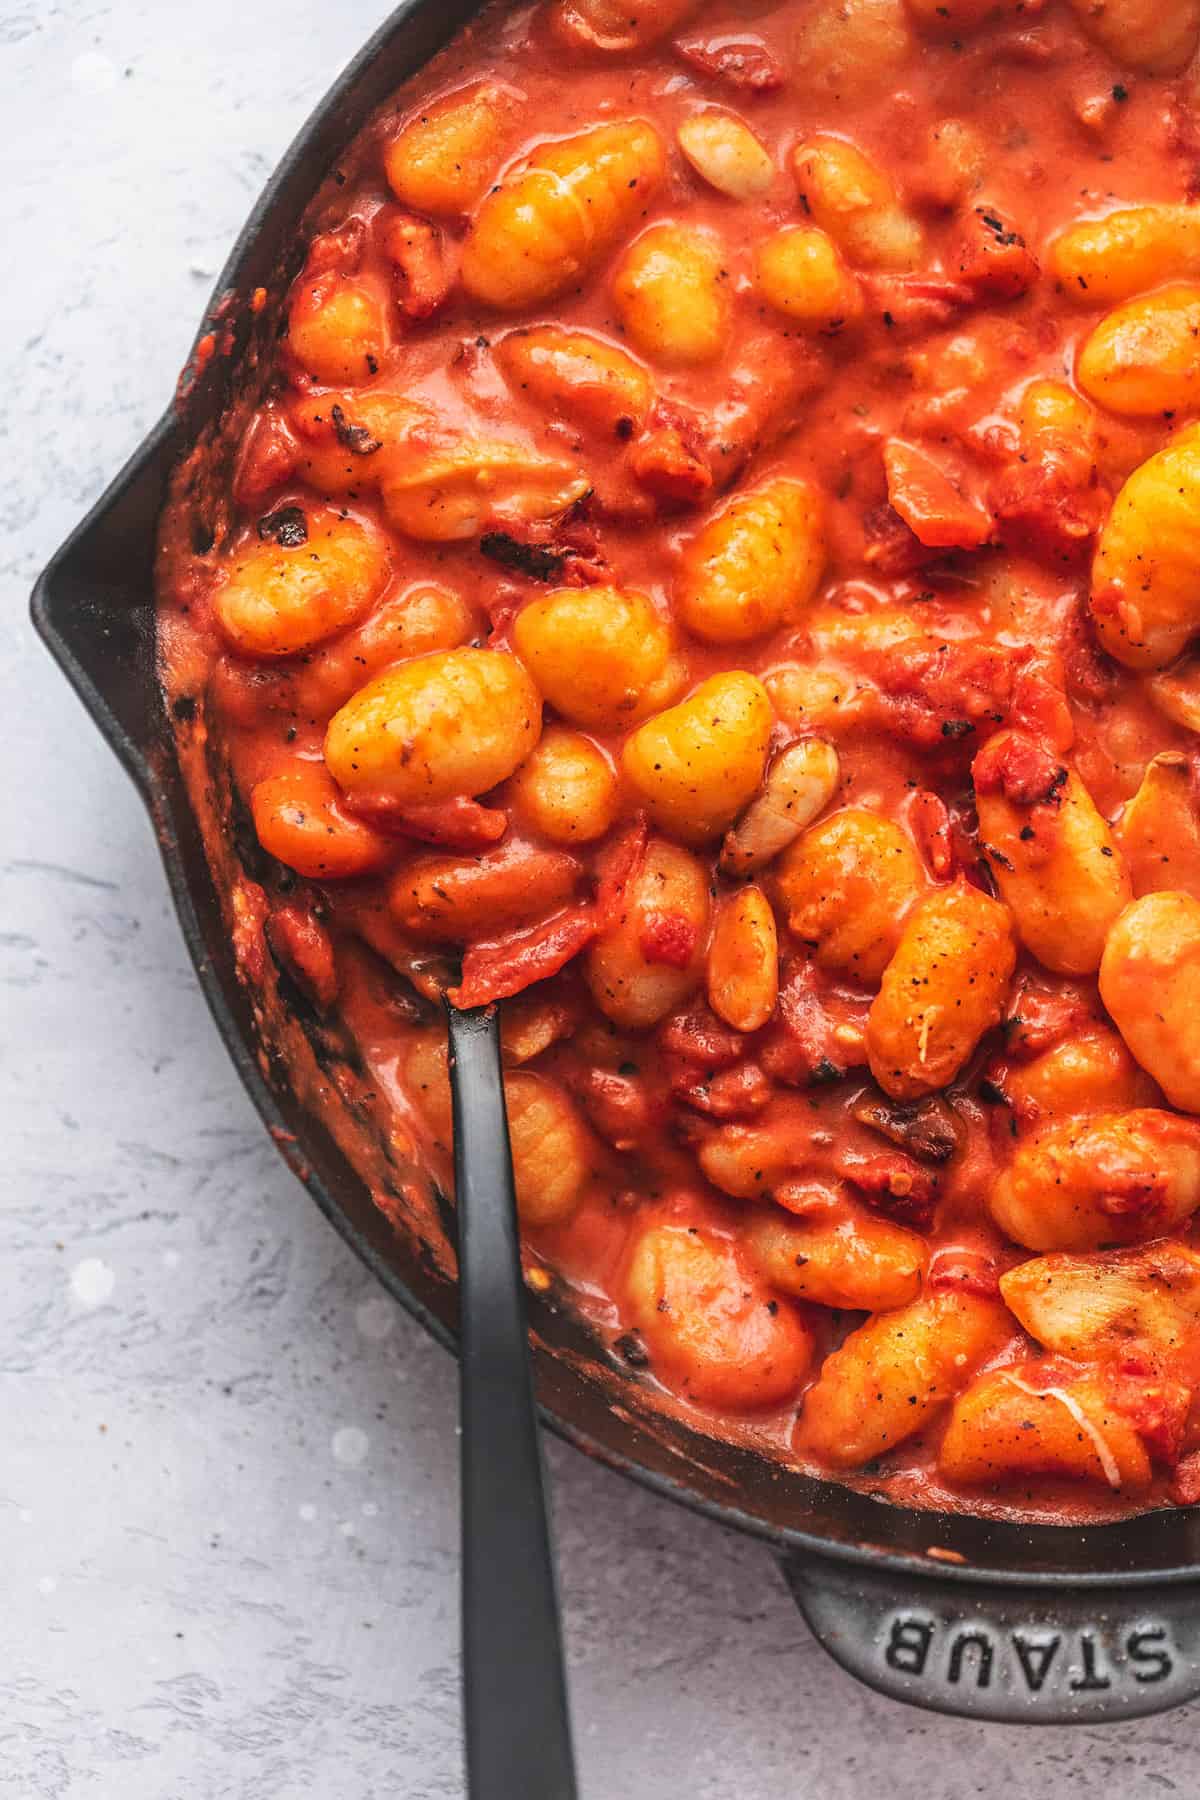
[{"xmin": 446, "ymin": 1001, "xmax": 580, "ymax": 1800}]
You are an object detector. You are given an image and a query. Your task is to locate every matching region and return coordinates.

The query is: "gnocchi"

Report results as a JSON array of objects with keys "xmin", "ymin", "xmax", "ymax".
[
  {"xmin": 866, "ymin": 882, "xmax": 1016, "ymax": 1101},
  {"xmin": 1117, "ymin": 754, "xmax": 1200, "ymax": 902},
  {"xmin": 1100, "ymin": 891, "xmax": 1200, "ymax": 1111},
  {"xmin": 513, "ymin": 586, "xmax": 673, "ymax": 730},
  {"xmin": 1093, "ymin": 428, "xmax": 1200, "ymax": 669},
  {"xmin": 754, "ymin": 225, "xmax": 864, "ymax": 333},
  {"xmin": 621, "ymin": 672, "xmax": 773, "ymax": 844},
  {"xmin": 792, "ymin": 137, "xmax": 923, "ymax": 270},
  {"xmin": 1077, "ymin": 284, "xmax": 1200, "ymax": 417},
  {"xmin": 625, "ymin": 1221, "xmax": 812, "ymax": 1410},
  {"xmin": 775, "ymin": 808, "xmax": 924, "ymax": 984},
  {"xmin": 674, "ymin": 479, "xmax": 826, "ymax": 644},
  {"xmin": 972, "ymin": 731, "xmax": 1131, "ymax": 974},
  {"xmin": 213, "ymin": 510, "xmax": 391, "ymax": 659},
  {"xmin": 612, "ymin": 224, "xmax": 733, "ymax": 366},
  {"xmin": 324, "ymin": 648, "xmax": 541, "ymax": 804},
  {"xmin": 585, "ymin": 838, "xmax": 711, "ymax": 1027},
  {"xmin": 796, "ymin": 1291, "xmax": 1011, "ymax": 1469},
  {"xmin": 706, "ymin": 886, "xmax": 779, "ymax": 1032},
  {"xmin": 989, "ymin": 1108, "xmax": 1200, "ymax": 1250},
  {"xmin": 509, "ymin": 727, "xmax": 619, "ymax": 843},
  {"xmin": 460, "ymin": 121, "xmax": 666, "ymax": 309},
  {"xmin": 383, "ymin": 82, "xmax": 522, "ymax": 218}
]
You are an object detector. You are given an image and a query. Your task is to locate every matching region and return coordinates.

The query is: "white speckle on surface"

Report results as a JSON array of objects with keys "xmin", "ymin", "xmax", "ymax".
[
  {"xmin": 332, "ymin": 1426, "xmax": 369, "ymax": 1468},
  {"xmin": 354, "ymin": 1295, "xmax": 395, "ymax": 1342},
  {"xmin": 162, "ymin": 1248, "xmax": 181, "ymax": 1270},
  {"xmin": 338, "ymin": 1520, "xmax": 357, "ymax": 1539},
  {"xmin": 37, "ymin": 1577, "xmax": 57, "ymax": 1597},
  {"xmin": 70, "ymin": 1258, "xmax": 115, "ymax": 1308},
  {"xmin": 18, "ymin": 1509, "xmax": 33, "ymax": 1525},
  {"xmin": 69, "ymin": 50, "xmax": 117, "ymax": 92},
  {"xmin": 361, "ymin": 1501, "xmax": 378, "ymax": 1518},
  {"xmin": 298, "ymin": 1503, "xmax": 318, "ymax": 1524}
]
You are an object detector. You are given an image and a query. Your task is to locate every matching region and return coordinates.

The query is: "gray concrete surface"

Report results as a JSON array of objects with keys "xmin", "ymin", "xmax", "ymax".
[{"xmin": 3, "ymin": 3, "xmax": 1198, "ymax": 1793}]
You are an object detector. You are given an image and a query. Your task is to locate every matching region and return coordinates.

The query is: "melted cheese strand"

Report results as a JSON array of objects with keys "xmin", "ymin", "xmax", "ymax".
[{"xmin": 1004, "ymin": 1373, "xmax": 1125, "ymax": 1490}]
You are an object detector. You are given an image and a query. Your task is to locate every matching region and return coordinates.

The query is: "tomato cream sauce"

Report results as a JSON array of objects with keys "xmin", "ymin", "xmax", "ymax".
[{"xmin": 159, "ymin": 0, "xmax": 1200, "ymax": 1523}]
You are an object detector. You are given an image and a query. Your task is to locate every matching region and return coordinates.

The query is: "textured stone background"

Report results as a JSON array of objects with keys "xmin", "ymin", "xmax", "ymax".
[{"xmin": 4, "ymin": 3, "xmax": 1198, "ymax": 1793}]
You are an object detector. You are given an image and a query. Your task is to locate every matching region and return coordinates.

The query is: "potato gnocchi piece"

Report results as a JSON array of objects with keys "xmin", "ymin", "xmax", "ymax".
[
  {"xmin": 505, "ymin": 1072, "xmax": 592, "ymax": 1225},
  {"xmin": 287, "ymin": 275, "xmax": 388, "ymax": 385},
  {"xmin": 621, "ymin": 672, "xmax": 773, "ymax": 844},
  {"xmin": 625, "ymin": 1221, "xmax": 812, "ymax": 1410},
  {"xmin": 972, "ymin": 731, "xmax": 1130, "ymax": 975},
  {"xmin": 988, "ymin": 1108, "xmax": 1200, "ymax": 1251},
  {"xmin": 1077, "ymin": 284, "xmax": 1200, "ymax": 417},
  {"xmin": 796, "ymin": 1290, "xmax": 1011, "ymax": 1469},
  {"xmin": 383, "ymin": 82, "xmax": 523, "ymax": 217},
  {"xmin": 389, "ymin": 841, "xmax": 581, "ymax": 942},
  {"xmin": 213, "ymin": 509, "xmax": 391, "ymax": 659},
  {"xmin": 1149, "ymin": 657, "xmax": 1200, "ymax": 733},
  {"xmin": 1051, "ymin": 205, "xmax": 1200, "ymax": 307},
  {"xmin": 1100, "ymin": 891, "xmax": 1200, "ymax": 1111},
  {"xmin": 1015, "ymin": 378, "xmax": 1099, "ymax": 444},
  {"xmin": 586, "ymin": 838, "xmax": 711, "ymax": 1028},
  {"xmin": 792, "ymin": 136, "xmax": 923, "ymax": 271},
  {"xmin": 495, "ymin": 328, "xmax": 654, "ymax": 436},
  {"xmin": 675, "ymin": 478, "xmax": 826, "ymax": 644},
  {"xmin": 754, "ymin": 225, "xmax": 863, "ymax": 333},
  {"xmin": 238, "ymin": 579, "xmax": 476, "ymax": 725},
  {"xmin": 764, "ymin": 664, "xmax": 861, "ymax": 735},
  {"xmin": 1117, "ymin": 754, "xmax": 1200, "ymax": 901},
  {"xmin": 721, "ymin": 739, "xmax": 840, "ymax": 876},
  {"xmin": 697, "ymin": 1118, "xmax": 795, "ymax": 1199},
  {"xmin": 775, "ymin": 808, "xmax": 924, "ymax": 985},
  {"xmin": 250, "ymin": 764, "xmax": 392, "ymax": 880},
  {"xmin": 551, "ymin": 0, "xmax": 697, "ymax": 52},
  {"xmin": 324, "ymin": 648, "xmax": 541, "ymax": 805},
  {"xmin": 403, "ymin": 1038, "xmax": 591, "ymax": 1224},
  {"xmin": 919, "ymin": 118, "xmax": 985, "ymax": 208},
  {"xmin": 510, "ymin": 728, "xmax": 619, "ymax": 844},
  {"xmin": 1005, "ymin": 1026, "xmax": 1159, "ymax": 1125},
  {"xmin": 791, "ymin": 0, "xmax": 914, "ymax": 102},
  {"xmin": 513, "ymin": 586, "xmax": 674, "ymax": 731},
  {"xmin": 380, "ymin": 437, "xmax": 588, "ymax": 542},
  {"xmin": 867, "ymin": 882, "xmax": 1016, "ymax": 1101},
  {"xmin": 939, "ymin": 1366, "xmax": 1152, "ymax": 1491},
  {"xmin": 743, "ymin": 1206, "xmax": 927, "ymax": 1311},
  {"xmin": 677, "ymin": 111, "xmax": 775, "ymax": 200},
  {"xmin": 706, "ymin": 886, "xmax": 779, "ymax": 1032},
  {"xmin": 290, "ymin": 390, "xmax": 430, "ymax": 496},
  {"xmin": 1000, "ymin": 1241, "xmax": 1200, "ymax": 1362},
  {"xmin": 461, "ymin": 120, "xmax": 666, "ymax": 310},
  {"xmin": 612, "ymin": 223, "xmax": 733, "ymax": 366},
  {"xmin": 1065, "ymin": 0, "xmax": 1200, "ymax": 75}
]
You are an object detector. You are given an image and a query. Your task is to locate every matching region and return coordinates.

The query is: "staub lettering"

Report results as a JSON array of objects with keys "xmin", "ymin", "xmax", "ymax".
[{"xmin": 882, "ymin": 1613, "xmax": 1176, "ymax": 1694}]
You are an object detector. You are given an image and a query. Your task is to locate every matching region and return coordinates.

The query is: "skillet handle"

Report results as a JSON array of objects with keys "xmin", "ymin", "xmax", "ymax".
[{"xmin": 781, "ymin": 1553, "xmax": 1200, "ymax": 1722}]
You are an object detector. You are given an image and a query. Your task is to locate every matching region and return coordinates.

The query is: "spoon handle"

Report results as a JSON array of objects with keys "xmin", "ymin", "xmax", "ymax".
[{"xmin": 447, "ymin": 1002, "xmax": 579, "ymax": 1800}]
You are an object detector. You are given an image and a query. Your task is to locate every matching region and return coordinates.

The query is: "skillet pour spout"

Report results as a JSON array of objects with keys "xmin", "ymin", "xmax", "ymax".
[{"xmin": 30, "ymin": 0, "xmax": 1200, "ymax": 1724}]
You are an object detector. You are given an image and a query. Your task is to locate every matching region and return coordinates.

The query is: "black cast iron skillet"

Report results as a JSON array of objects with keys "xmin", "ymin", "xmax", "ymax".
[{"xmin": 33, "ymin": 0, "xmax": 1200, "ymax": 1724}]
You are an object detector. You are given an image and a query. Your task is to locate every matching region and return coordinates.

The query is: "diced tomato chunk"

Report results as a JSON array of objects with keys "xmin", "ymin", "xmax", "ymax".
[
  {"xmin": 342, "ymin": 794, "xmax": 509, "ymax": 850},
  {"xmin": 266, "ymin": 903, "xmax": 338, "ymax": 1011},
  {"xmin": 450, "ymin": 905, "xmax": 599, "ymax": 1008},
  {"xmin": 883, "ymin": 440, "xmax": 993, "ymax": 551}
]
